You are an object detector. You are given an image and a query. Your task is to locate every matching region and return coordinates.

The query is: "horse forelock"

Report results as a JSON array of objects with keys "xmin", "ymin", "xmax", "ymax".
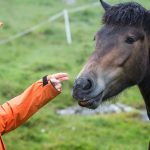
[{"xmin": 103, "ymin": 2, "xmax": 146, "ymax": 27}]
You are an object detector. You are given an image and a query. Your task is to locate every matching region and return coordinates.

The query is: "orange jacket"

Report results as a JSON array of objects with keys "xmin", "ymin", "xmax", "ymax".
[{"xmin": 0, "ymin": 79, "xmax": 60, "ymax": 150}]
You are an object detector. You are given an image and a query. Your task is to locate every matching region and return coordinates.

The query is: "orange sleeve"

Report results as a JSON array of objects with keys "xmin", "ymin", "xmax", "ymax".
[{"xmin": 0, "ymin": 80, "xmax": 60, "ymax": 135}]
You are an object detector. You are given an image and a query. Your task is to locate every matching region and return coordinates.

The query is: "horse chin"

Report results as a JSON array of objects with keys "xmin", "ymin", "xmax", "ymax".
[
  {"xmin": 77, "ymin": 88, "xmax": 120, "ymax": 109},
  {"xmin": 78, "ymin": 92, "xmax": 104, "ymax": 109},
  {"xmin": 78, "ymin": 101, "xmax": 100, "ymax": 109}
]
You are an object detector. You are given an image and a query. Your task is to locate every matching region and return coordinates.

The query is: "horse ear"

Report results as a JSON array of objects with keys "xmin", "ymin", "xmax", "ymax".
[{"xmin": 99, "ymin": 0, "xmax": 111, "ymax": 11}]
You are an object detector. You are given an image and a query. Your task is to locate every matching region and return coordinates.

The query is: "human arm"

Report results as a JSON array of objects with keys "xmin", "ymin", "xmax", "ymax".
[{"xmin": 0, "ymin": 73, "xmax": 69, "ymax": 135}]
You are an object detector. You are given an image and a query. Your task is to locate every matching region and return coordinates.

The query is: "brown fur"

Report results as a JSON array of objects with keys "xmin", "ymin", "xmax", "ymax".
[{"xmin": 73, "ymin": 1, "xmax": 150, "ymax": 120}]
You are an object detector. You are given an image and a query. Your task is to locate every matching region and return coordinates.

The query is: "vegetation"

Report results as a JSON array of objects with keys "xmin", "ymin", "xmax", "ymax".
[{"xmin": 0, "ymin": 0, "xmax": 149, "ymax": 149}]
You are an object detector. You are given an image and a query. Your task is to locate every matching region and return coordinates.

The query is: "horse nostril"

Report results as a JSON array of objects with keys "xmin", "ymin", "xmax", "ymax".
[
  {"xmin": 73, "ymin": 77, "xmax": 94, "ymax": 93},
  {"xmin": 73, "ymin": 77, "xmax": 94, "ymax": 100},
  {"xmin": 83, "ymin": 79, "xmax": 93, "ymax": 91}
]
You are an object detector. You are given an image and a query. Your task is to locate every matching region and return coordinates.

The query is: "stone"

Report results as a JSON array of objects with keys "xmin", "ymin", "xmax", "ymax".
[
  {"xmin": 57, "ymin": 103, "xmax": 135, "ymax": 115},
  {"xmin": 56, "ymin": 103, "xmax": 149, "ymax": 122}
]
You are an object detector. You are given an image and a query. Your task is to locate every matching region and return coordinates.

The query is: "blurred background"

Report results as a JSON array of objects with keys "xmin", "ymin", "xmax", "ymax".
[{"xmin": 0, "ymin": 0, "xmax": 149, "ymax": 149}]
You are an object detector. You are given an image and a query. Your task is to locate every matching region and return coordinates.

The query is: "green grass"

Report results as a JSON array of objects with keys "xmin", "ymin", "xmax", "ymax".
[
  {"xmin": 0, "ymin": 0, "xmax": 149, "ymax": 149},
  {"xmin": 3, "ymin": 111, "xmax": 150, "ymax": 150}
]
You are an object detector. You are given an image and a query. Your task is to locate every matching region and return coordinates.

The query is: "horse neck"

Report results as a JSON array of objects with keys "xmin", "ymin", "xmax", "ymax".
[{"xmin": 138, "ymin": 64, "xmax": 150, "ymax": 119}]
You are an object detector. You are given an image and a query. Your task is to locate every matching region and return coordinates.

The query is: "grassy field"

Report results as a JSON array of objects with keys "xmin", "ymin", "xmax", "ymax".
[{"xmin": 0, "ymin": 0, "xmax": 149, "ymax": 149}]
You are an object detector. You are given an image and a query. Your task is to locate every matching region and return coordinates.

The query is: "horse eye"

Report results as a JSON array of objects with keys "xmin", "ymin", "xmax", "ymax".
[{"xmin": 125, "ymin": 37, "xmax": 136, "ymax": 44}]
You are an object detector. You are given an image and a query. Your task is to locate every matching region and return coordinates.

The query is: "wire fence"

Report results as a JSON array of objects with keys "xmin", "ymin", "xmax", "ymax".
[{"xmin": 0, "ymin": 2, "xmax": 99, "ymax": 45}]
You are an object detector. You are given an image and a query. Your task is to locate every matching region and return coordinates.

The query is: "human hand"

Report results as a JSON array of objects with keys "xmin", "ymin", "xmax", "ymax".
[
  {"xmin": 0, "ymin": 22, "xmax": 3, "ymax": 28},
  {"xmin": 47, "ymin": 73, "xmax": 69, "ymax": 92}
]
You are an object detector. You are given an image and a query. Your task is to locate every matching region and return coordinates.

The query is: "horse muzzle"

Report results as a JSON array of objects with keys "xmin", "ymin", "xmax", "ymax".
[{"xmin": 72, "ymin": 77, "xmax": 104, "ymax": 109}]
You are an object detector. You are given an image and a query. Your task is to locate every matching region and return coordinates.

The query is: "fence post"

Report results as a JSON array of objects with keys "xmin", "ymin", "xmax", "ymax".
[{"xmin": 64, "ymin": 9, "xmax": 72, "ymax": 44}]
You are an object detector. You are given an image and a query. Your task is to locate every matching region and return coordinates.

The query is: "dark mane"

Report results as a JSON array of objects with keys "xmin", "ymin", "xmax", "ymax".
[{"xmin": 103, "ymin": 2, "xmax": 147, "ymax": 27}]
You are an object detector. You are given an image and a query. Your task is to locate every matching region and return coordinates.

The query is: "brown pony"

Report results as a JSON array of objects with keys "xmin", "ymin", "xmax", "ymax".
[{"xmin": 72, "ymin": 0, "xmax": 150, "ymax": 120}]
